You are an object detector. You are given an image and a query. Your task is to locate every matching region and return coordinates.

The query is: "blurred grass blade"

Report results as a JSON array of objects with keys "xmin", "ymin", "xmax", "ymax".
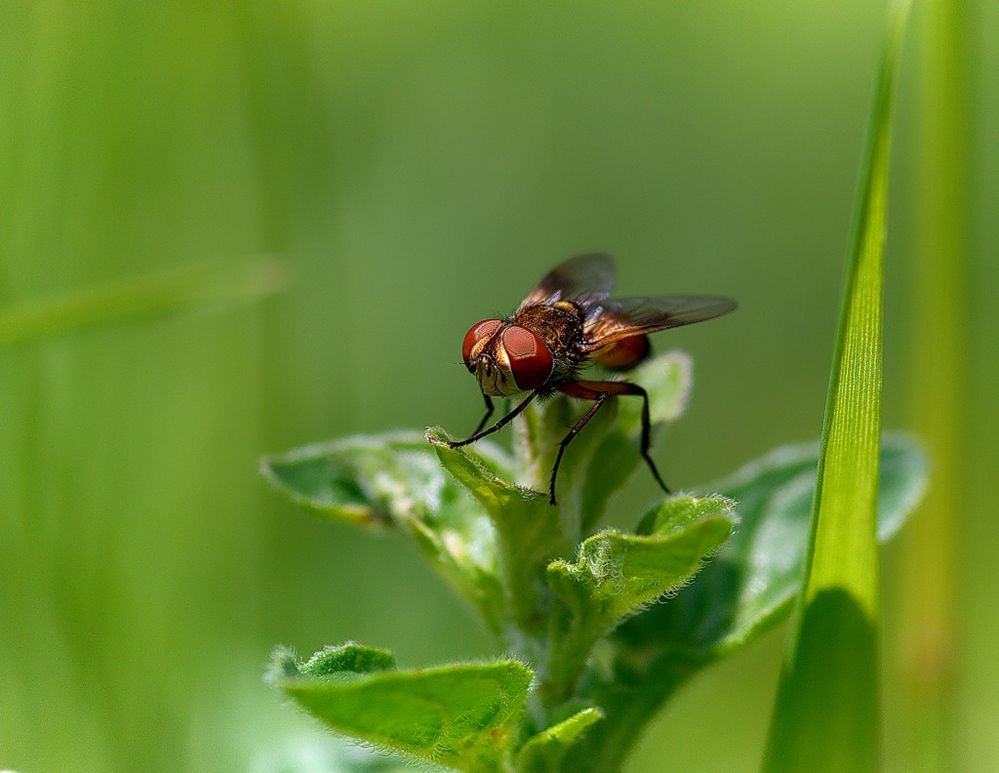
[
  {"xmin": 0, "ymin": 257, "xmax": 287, "ymax": 348},
  {"xmin": 762, "ymin": 2, "xmax": 911, "ymax": 771},
  {"xmin": 898, "ymin": 0, "xmax": 970, "ymax": 767}
]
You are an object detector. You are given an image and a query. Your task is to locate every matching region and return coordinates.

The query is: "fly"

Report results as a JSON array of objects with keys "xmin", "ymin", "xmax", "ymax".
[{"xmin": 448, "ymin": 253, "xmax": 735, "ymax": 505}]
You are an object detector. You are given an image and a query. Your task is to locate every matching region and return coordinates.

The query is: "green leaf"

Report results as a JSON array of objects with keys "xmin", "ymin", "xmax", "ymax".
[
  {"xmin": 513, "ymin": 391, "xmax": 620, "ymax": 539},
  {"xmin": 762, "ymin": 3, "xmax": 911, "ymax": 770},
  {"xmin": 615, "ymin": 436, "xmax": 926, "ymax": 658},
  {"xmin": 261, "ymin": 432, "xmax": 506, "ymax": 635},
  {"xmin": 516, "ymin": 707, "xmax": 603, "ymax": 773},
  {"xmin": 271, "ymin": 645, "xmax": 533, "ymax": 772},
  {"xmin": 567, "ymin": 436, "xmax": 925, "ymax": 773},
  {"xmin": 295, "ymin": 643, "xmax": 396, "ymax": 677},
  {"xmin": 548, "ymin": 496, "xmax": 735, "ymax": 623},
  {"xmin": 428, "ymin": 427, "xmax": 559, "ymax": 635},
  {"xmin": 262, "ymin": 430, "xmax": 508, "ymax": 527},
  {"xmin": 427, "ymin": 428, "xmax": 549, "ymax": 532},
  {"xmin": 541, "ymin": 496, "xmax": 735, "ymax": 706}
]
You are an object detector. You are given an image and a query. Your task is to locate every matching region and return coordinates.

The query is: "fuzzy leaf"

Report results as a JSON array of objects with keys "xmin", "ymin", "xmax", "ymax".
[
  {"xmin": 540, "ymin": 496, "xmax": 735, "ymax": 705},
  {"xmin": 271, "ymin": 645, "xmax": 533, "ymax": 772},
  {"xmin": 548, "ymin": 496, "xmax": 735, "ymax": 624},
  {"xmin": 296, "ymin": 643, "xmax": 396, "ymax": 677},
  {"xmin": 516, "ymin": 707, "xmax": 604, "ymax": 773},
  {"xmin": 427, "ymin": 428, "xmax": 550, "ymax": 534},
  {"xmin": 567, "ymin": 436, "xmax": 926, "ymax": 772},
  {"xmin": 261, "ymin": 432, "xmax": 506, "ymax": 633},
  {"xmin": 426, "ymin": 351, "xmax": 692, "ymax": 632},
  {"xmin": 428, "ymin": 427, "xmax": 562, "ymax": 632},
  {"xmin": 615, "ymin": 435, "xmax": 926, "ymax": 657},
  {"xmin": 262, "ymin": 431, "xmax": 509, "ymax": 527}
]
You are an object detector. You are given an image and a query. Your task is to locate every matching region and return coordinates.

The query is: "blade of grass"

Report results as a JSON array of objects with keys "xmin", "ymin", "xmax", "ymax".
[
  {"xmin": 896, "ymin": 0, "xmax": 968, "ymax": 768},
  {"xmin": 0, "ymin": 257, "xmax": 288, "ymax": 348},
  {"xmin": 761, "ymin": 3, "xmax": 911, "ymax": 771}
]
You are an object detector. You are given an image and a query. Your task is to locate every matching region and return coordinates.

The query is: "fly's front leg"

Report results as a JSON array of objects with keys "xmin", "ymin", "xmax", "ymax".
[
  {"xmin": 448, "ymin": 390, "xmax": 538, "ymax": 448},
  {"xmin": 471, "ymin": 393, "xmax": 494, "ymax": 436}
]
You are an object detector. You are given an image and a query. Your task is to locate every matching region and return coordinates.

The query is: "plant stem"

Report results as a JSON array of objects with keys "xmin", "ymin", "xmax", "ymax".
[{"xmin": 561, "ymin": 651, "xmax": 701, "ymax": 771}]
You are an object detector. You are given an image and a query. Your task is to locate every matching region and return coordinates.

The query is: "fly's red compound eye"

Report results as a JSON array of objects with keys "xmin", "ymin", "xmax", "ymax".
[
  {"xmin": 462, "ymin": 319, "xmax": 503, "ymax": 369},
  {"xmin": 501, "ymin": 326, "xmax": 553, "ymax": 390}
]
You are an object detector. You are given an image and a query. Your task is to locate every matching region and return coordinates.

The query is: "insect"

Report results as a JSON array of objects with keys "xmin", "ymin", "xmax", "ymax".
[{"xmin": 448, "ymin": 253, "xmax": 736, "ymax": 505}]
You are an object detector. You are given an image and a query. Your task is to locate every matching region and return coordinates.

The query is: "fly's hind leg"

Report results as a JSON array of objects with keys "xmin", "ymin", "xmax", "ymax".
[
  {"xmin": 555, "ymin": 379, "xmax": 671, "ymax": 505},
  {"xmin": 547, "ymin": 393, "xmax": 609, "ymax": 505}
]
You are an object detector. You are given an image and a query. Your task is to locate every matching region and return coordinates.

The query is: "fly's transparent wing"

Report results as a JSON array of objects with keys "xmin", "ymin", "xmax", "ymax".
[
  {"xmin": 584, "ymin": 295, "xmax": 736, "ymax": 350},
  {"xmin": 518, "ymin": 253, "xmax": 616, "ymax": 310}
]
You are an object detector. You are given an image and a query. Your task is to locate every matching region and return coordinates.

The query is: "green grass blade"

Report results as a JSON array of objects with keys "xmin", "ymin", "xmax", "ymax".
[
  {"xmin": 897, "ymin": 0, "xmax": 970, "ymax": 767},
  {"xmin": 761, "ymin": 3, "xmax": 911, "ymax": 771},
  {"xmin": 0, "ymin": 257, "xmax": 287, "ymax": 348}
]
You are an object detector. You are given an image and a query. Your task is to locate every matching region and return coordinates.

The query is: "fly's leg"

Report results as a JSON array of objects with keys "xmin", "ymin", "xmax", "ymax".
[
  {"xmin": 471, "ymin": 393, "xmax": 494, "ymax": 436},
  {"xmin": 548, "ymin": 394, "xmax": 609, "ymax": 505},
  {"xmin": 556, "ymin": 379, "xmax": 671, "ymax": 504},
  {"xmin": 447, "ymin": 390, "xmax": 538, "ymax": 448},
  {"xmin": 625, "ymin": 381, "xmax": 671, "ymax": 495}
]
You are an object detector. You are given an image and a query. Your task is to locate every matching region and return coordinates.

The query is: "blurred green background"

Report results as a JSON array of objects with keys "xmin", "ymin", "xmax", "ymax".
[{"xmin": 1, "ymin": 2, "xmax": 994, "ymax": 771}]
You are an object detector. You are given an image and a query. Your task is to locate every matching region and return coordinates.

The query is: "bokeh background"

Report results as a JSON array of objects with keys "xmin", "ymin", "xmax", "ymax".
[{"xmin": 1, "ymin": 2, "xmax": 994, "ymax": 771}]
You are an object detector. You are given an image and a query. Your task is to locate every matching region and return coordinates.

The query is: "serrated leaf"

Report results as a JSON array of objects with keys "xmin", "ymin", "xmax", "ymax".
[
  {"xmin": 425, "ymin": 352, "xmax": 692, "ymax": 635},
  {"xmin": 261, "ymin": 432, "xmax": 506, "ymax": 633},
  {"xmin": 516, "ymin": 707, "xmax": 603, "ymax": 773},
  {"xmin": 549, "ymin": 496, "xmax": 735, "ymax": 621},
  {"xmin": 427, "ymin": 427, "xmax": 550, "ymax": 531},
  {"xmin": 272, "ymin": 645, "xmax": 533, "ymax": 772},
  {"xmin": 615, "ymin": 436, "xmax": 926, "ymax": 658},
  {"xmin": 262, "ymin": 431, "xmax": 507, "ymax": 527},
  {"xmin": 568, "ymin": 437, "xmax": 925, "ymax": 772},
  {"xmin": 428, "ymin": 427, "xmax": 562, "ymax": 633},
  {"xmin": 541, "ymin": 496, "xmax": 734, "ymax": 705}
]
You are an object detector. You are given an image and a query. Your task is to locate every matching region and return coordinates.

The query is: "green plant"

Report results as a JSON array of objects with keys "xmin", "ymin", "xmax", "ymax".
[
  {"xmin": 261, "ymin": 348, "xmax": 925, "ymax": 772},
  {"xmin": 259, "ymin": 5, "xmax": 922, "ymax": 770}
]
